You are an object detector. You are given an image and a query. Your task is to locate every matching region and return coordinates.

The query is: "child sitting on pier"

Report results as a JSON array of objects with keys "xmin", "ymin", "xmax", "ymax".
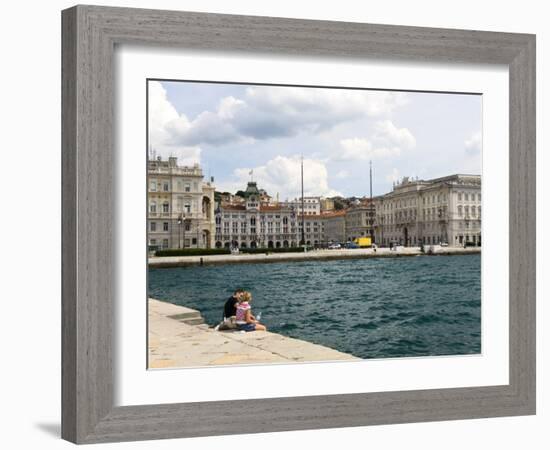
[{"xmin": 236, "ymin": 292, "xmax": 267, "ymax": 332}]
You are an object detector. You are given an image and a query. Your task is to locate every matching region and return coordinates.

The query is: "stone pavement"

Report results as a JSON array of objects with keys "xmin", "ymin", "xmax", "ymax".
[
  {"xmin": 149, "ymin": 246, "xmax": 481, "ymax": 268},
  {"xmin": 148, "ymin": 298, "xmax": 358, "ymax": 368}
]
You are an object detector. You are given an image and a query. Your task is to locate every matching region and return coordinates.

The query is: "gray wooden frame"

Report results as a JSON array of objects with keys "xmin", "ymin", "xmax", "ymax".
[{"xmin": 62, "ymin": 4, "xmax": 536, "ymax": 444}]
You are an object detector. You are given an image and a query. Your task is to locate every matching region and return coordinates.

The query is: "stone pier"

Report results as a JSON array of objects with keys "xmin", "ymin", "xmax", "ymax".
[
  {"xmin": 148, "ymin": 298, "xmax": 358, "ymax": 368},
  {"xmin": 149, "ymin": 246, "xmax": 481, "ymax": 268}
]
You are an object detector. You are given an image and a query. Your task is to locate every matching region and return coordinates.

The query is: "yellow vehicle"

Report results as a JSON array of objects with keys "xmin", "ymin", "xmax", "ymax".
[{"xmin": 353, "ymin": 237, "xmax": 372, "ymax": 248}]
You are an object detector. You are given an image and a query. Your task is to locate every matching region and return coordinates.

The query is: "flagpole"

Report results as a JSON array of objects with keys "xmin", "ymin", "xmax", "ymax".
[{"xmin": 301, "ymin": 155, "xmax": 305, "ymax": 249}]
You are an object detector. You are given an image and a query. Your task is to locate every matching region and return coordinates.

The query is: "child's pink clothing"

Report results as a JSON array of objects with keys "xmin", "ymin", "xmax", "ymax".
[{"xmin": 236, "ymin": 302, "xmax": 251, "ymax": 324}]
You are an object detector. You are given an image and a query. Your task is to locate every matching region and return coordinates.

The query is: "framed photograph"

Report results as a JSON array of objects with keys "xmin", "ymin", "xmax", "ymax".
[{"xmin": 62, "ymin": 5, "xmax": 536, "ymax": 444}]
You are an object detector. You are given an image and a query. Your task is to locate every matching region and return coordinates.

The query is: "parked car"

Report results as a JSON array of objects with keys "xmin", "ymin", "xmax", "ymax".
[
  {"xmin": 439, "ymin": 242, "xmax": 449, "ymax": 247},
  {"xmin": 345, "ymin": 242, "xmax": 359, "ymax": 249},
  {"xmin": 328, "ymin": 243, "xmax": 341, "ymax": 249}
]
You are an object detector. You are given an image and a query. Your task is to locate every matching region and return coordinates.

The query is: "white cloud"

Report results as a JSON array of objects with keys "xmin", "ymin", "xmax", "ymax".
[
  {"xmin": 373, "ymin": 120, "xmax": 416, "ymax": 150},
  {"xmin": 218, "ymin": 155, "xmax": 342, "ymax": 200},
  {"xmin": 385, "ymin": 168, "xmax": 401, "ymax": 183},
  {"xmin": 335, "ymin": 120, "xmax": 416, "ymax": 161},
  {"xmin": 339, "ymin": 137, "xmax": 401, "ymax": 160},
  {"xmin": 149, "ymin": 82, "xmax": 409, "ymax": 148},
  {"xmin": 148, "ymin": 81, "xmax": 202, "ymax": 164},
  {"xmin": 334, "ymin": 169, "xmax": 350, "ymax": 179},
  {"xmin": 465, "ymin": 131, "xmax": 482, "ymax": 155}
]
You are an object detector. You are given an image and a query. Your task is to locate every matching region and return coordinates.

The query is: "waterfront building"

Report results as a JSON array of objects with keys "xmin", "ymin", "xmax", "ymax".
[
  {"xmin": 323, "ymin": 210, "xmax": 347, "ymax": 244},
  {"xmin": 344, "ymin": 201, "xmax": 376, "ymax": 242},
  {"xmin": 147, "ymin": 157, "xmax": 216, "ymax": 250},
  {"xmin": 320, "ymin": 197, "xmax": 335, "ymax": 212},
  {"xmin": 300, "ymin": 214, "xmax": 325, "ymax": 246},
  {"xmin": 215, "ymin": 181, "xmax": 300, "ymax": 249},
  {"xmin": 289, "ymin": 196, "xmax": 321, "ymax": 215},
  {"xmin": 215, "ymin": 183, "xmax": 341, "ymax": 248},
  {"xmin": 373, "ymin": 174, "xmax": 481, "ymax": 247}
]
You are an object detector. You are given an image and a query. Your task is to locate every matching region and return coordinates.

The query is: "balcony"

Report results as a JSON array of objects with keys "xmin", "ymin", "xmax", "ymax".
[
  {"xmin": 148, "ymin": 166, "xmax": 203, "ymax": 177},
  {"xmin": 148, "ymin": 212, "xmax": 209, "ymax": 220}
]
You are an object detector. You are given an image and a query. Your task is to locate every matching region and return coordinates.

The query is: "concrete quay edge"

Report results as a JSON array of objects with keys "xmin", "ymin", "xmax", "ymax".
[
  {"xmin": 148, "ymin": 298, "xmax": 359, "ymax": 368},
  {"xmin": 149, "ymin": 246, "xmax": 481, "ymax": 268}
]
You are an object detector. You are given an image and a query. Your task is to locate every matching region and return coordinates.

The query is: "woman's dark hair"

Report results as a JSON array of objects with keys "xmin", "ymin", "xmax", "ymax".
[{"xmin": 234, "ymin": 288, "xmax": 245, "ymax": 295}]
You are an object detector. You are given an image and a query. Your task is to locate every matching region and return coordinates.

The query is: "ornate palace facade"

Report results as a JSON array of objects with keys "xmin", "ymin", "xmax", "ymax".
[
  {"xmin": 147, "ymin": 157, "xmax": 216, "ymax": 250},
  {"xmin": 214, "ymin": 182, "xmax": 326, "ymax": 249},
  {"xmin": 147, "ymin": 160, "xmax": 481, "ymax": 251},
  {"xmin": 373, "ymin": 174, "xmax": 482, "ymax": 247}
]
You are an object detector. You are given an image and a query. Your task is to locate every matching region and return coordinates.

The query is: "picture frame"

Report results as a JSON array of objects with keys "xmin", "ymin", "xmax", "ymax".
[{"xmin": 61, "ymin": 4, "xmax": 536, "ymax": 444}]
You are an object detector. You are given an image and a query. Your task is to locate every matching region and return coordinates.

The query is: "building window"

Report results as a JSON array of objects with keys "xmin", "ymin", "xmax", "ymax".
[
  {"xmin": 185, "ymin": 183, "xmax": 191, "ymax": 192},
  {"xmin": 163, "ymin": 222, "xmax": 169, "ymax": 231},
  {"xmin": 162, "ymin": 202, "xmax": 169, "ymax": 213},
  {"xmin": 162, "ymin": 239, "xmax": 169, "ymax": 248},
  {"xmin": 163, "ymin": 182, "xmax": 169, "ymax": 192},
  {"xmin": 150, "ymin": 222, "xmax": 156, "ymax": 232},
  {"xmin": 184, "ymin": 202, "xmax": 191, "ymax": 213},
  {"xmin": 150, "ymin": 180, "xmax": 157, "ymax": 191},
  {"xmin": 185, "ymin": 222, "xmax": 191, "ymax": 231},
  {"xmin": 458, "ymin": 205, "xmax": 463, "ymax": 216},
  {"xmin": 149, "ymin": 202, "xmax": 157, "ymax": 213},
  {"xmin": 192, "ymin": 238, "xmax": 197, "ymax": 245},
  {"xmin": 458, "ymin": 193, "xmax": 462, "ymax": 201}
]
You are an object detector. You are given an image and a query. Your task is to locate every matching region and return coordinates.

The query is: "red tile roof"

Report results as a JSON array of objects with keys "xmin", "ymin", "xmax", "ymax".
[{"xmin": 220, "ymin": 204, "xmax": 246, "ymax": 211}]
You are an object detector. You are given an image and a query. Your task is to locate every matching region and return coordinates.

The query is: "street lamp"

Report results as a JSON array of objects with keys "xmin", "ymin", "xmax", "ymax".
[{"xmin": 177, "ymin": 214, "xmax": 183, "ymax": 249}]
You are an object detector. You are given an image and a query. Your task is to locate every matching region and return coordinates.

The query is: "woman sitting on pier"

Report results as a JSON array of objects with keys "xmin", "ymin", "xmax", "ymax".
[{"xmin": 236, "ymin": 292, "xmax": 267, "ymax": 332}]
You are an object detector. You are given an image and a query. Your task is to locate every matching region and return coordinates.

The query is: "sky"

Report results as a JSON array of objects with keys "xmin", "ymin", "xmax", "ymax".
[{"xmin": 148, "ymin": 80, "xmax": 482, "ymax": 201}]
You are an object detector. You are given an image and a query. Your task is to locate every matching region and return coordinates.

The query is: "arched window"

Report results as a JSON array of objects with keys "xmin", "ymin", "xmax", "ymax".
[{"xmin": 149, "ymin": 201, "xmax": 157, "ymax": 213}]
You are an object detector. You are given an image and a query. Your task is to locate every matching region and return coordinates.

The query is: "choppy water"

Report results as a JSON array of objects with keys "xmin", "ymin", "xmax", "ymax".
[{"xmin": 148, "ymin": 254, "xmax": 481, "ymax": 359}]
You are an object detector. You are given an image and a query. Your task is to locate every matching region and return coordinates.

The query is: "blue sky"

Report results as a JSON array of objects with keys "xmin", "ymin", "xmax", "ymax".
[{"xmin": 148, "ymin": 80, "xmax": 481, "ymax": 200}]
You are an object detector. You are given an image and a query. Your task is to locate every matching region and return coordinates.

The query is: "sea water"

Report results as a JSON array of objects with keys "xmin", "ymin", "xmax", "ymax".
[{"xmin": 148, "ymin": 254, "xmax": 481, "ymax": 359}]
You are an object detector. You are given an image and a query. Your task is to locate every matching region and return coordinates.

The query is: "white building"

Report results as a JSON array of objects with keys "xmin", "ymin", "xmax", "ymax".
[
  {"xmin": 215, "ymin": 183, "xmax": 331, "ymax": 248},
  {"xmin": 373, "ymin": 174, "xmax": 481, "ymax": 247},
  {"xmin": 147, "ymin": 157, "xmax": 215, "ymax": 250},
  {"xmin": 289, "ymin": 196, "xmax": 321, "ymax": 215},
  {"xmin": 215, "ymin": 182, "xmax": 299, "ymax": 249}
]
